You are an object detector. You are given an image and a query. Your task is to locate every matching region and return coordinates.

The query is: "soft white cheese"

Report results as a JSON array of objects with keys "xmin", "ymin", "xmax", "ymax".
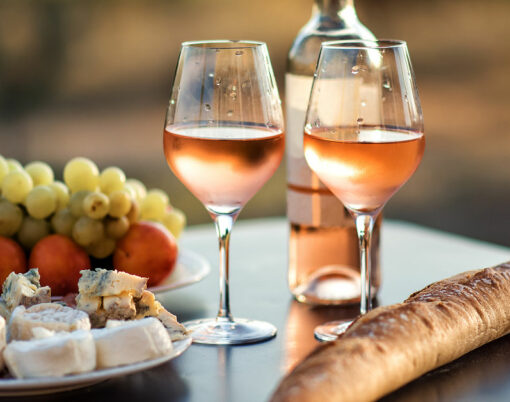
[
  {"xmin": 3, "ymin": 330, "xmax": 96, "ymax": 378},
  {"xmin": 0, "ymin": 316, "xmax": 5, "ymax": 370},
  {"xmin": 9, "ymin": 303, "xmax": 91, "ymax": 341},
  {"xmin": 93, "ymin": 317, "xmax": 172, "ymax": 368}
]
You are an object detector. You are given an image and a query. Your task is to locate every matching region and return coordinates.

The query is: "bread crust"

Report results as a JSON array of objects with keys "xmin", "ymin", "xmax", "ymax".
[{"xmin": 271, "ymin": 263, "xmax": 510, "ymax": 402}]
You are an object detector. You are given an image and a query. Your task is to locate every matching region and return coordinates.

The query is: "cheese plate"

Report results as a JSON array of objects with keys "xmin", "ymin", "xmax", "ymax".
[{"xmin": 0, "ymin": 336, "xmax": 192, "ymax": 396}]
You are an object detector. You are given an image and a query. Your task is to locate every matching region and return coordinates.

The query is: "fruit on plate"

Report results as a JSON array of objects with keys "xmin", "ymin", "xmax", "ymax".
[
  {"xmin": 29, "ymin": 235, "xmax": 91, "ymax": 295},
  {"xmin": 0, "ymin": 237, "xmax": 26, "ymax": 284},
  {"xmin": 0, "ymin": 154, "xmax": 187, "ymax": 291},
  {"xmin": 113, "ymin": 222, "xmax": 178, "ymax": 287}
]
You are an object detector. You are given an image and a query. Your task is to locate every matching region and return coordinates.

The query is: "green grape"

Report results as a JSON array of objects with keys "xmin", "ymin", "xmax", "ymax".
[
  {"xmin": 123, "ymin": 183, "xmax": 137, "ymax": 201},
  {"xmin": 6, "ymin": 159, "xmax": 23, "ymax": 172},
  {"xmin": 63, "ymin": 157, "xmax": 99, "ymax": 193},
  {"xmin": 24, "ymin": 161, "xmax": 54, "ymax": 186},
  {"xmin": 1, "ymin": 170, "xmax": 33, "ymax": 204},
  {"xmin": 25, "ymin": 186, "xmax": 57, "ymax": 219},
  {"xmin": 17, "ymin": 216, "xmax": 50, "ymax": 249},
  {"xmin": 48, "ymin": 181, "xmax": 70, "ymax": 210},
  {"xmin": 105, "ymin": 216, "xmax": 130, "ymax": 239},
  {"xmin": 147, "ymin": 189, "xmax": 169, "ymax": 205},
  {"xmin": 0, "ymin": 200, "xmax": 23, "ymax": 236},
  {"xmin": 162, "ymin": 208, "xmax": 186, "ymax": 238},
  {"xmin": 0, "ymin": 155, "xmax": 8, "ymax": 185},
  {"xmin": 108, "ymin": 190, "xmax": 132, "ymax": 218},
  {"xmin": 83, "ymin": 192, "xmax": 110, "ymax": 219},
  {"xmin": 69, "ymin": 190, "xmax": 91, "ymax": 218},
  {"xmin": 51, "ymin": 208, "xmax": 76, "ymax": 237},
  {"xmin": 99, "ymin": 167, "xmax": 126, "ymax": 195},
  {"xmin": 126, "ymin": 199, "xmax": 140, "ymax": 224},
  {"xmin": 125, "ymin": 179, "xmax": 146, "ymax": 203},
  {"xmin": 72, "ymin": 216, "xmax": 104, "ymax": 247},
  {"xmin": 140, "ymin": 190, "xmax": 168, "ymax": 221},
  {"xmin": 86, "ymin": 236, "xmax": 116, "ymax": 259}
]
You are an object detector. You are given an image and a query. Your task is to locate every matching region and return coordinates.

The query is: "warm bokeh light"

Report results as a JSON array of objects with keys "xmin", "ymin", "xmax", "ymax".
[{"xmin": 0, "ymin": 0, "xmax": 509, "ymax": 245}]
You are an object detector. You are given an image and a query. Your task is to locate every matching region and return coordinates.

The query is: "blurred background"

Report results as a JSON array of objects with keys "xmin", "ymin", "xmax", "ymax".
[{"xmin": 0, "ymin": 0, "xmax": 509, "ymax": 245}]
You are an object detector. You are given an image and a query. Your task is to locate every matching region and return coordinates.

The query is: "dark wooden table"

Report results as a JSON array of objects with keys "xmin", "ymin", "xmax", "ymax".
[{"xmin": 9, "ymin": 218, "xmax": 510, "ymax": 402}]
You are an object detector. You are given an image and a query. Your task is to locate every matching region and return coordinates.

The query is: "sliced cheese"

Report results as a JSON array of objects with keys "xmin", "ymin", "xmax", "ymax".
[
  {"xmin": 75, "ymin": 294, "xmax": 102, "ymax": 314},
  {"xmin": 9, "ymin": 303, "xmax": 91, "ymax": 341},
  {"xmin": 78, "ymin": 269, "xmax": 147, "ymax": 298},
  {"xmin": 103, "ymin": 292, "xmax": 136, "ymax": 320},
  {"xmin": 157, "ymin": 309, "xmax": 189, "ymax": 341},
  {"xmin": 93, "ymin": 317, "xmax": 172, "ymax": 368},
  {"xmin": 1, "ymin": 269, "xmax": 51, "ymax": 311},
  {"xmin": 0, "ymin": 301, "xmax": 10, "ymax": 322},
  {"xmin": 134, "ymin": 290, "xmax": 163, "ymax": 319},
  {"xmin": 3, "ymin": 330, "xmax": 96, "ymax": 378}
]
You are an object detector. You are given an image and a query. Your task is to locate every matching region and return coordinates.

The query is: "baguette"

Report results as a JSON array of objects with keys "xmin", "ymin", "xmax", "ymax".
[{"xmin": 271, "ymin": 263, "xmax": 510, "ymax": 402}]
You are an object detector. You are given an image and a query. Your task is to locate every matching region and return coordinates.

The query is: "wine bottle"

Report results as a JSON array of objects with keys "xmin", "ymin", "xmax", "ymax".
[{"xmin": 286, "ymin": 0, "xmax": 381, "ymax": 305}]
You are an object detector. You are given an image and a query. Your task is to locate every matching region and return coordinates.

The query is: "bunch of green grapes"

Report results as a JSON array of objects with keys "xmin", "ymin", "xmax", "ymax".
[
  {"xmin": 0, "ymin": 156, "xmax": 60, "ymax": 248},
  {"xmin": 0, "ymin": 154, "xmax": 187, "ymax": 258},
  {"xmin": 139, "ymin": 188, "xmax": 186, "ymax": 239}
]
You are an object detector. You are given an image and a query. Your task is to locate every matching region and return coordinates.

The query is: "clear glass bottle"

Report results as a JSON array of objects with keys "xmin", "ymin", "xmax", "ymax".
[{"xmin": 286, "ymin": 0, "xmax": 381, "ymax": 305}]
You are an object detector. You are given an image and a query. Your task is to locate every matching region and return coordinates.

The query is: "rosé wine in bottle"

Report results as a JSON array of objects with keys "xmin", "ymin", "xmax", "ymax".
[{"xmin": 286, "ymin": 0, "xmax": 379, "ymax": 305}]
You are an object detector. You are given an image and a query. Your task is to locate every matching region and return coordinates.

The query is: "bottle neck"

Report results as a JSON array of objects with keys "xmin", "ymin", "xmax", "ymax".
[{"xmin": 313, "ymin": 0, "xmax": 358, "ymax": 23}]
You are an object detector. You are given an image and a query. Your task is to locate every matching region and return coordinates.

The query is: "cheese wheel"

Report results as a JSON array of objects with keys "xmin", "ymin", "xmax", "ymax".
[
  {"xmin": 92, "ymin": 317, "xmax": 173, "ymax": 368},
  {"xmin": 3, "ymin": 330, "xmax": 96, "ymax": 378},
  {"xmin": 9, "ymin": 303, "xmax": 91, "ymax": 341}
]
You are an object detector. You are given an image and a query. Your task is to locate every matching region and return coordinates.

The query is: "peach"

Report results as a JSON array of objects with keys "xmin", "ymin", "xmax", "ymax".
[
  {"xmin": 29, "ymin": 234, "xmax": 91, "ymax": 295},
  {"xmin": 0, "ymin": 237, "xmax": 26, "ymax": 284},
  {"xmin": 113, "ymin": 221, "xmax": 178, "ymax": 287}
]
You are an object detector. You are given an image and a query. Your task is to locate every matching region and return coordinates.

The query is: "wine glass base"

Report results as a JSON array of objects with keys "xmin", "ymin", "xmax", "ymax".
[
  {"xmin": 184, "ymin": 318, "xmax": 277, "ymax": 345},
  {"xmin": 314, "ymin": 319, "xmax": 353, "ymax": 342}
]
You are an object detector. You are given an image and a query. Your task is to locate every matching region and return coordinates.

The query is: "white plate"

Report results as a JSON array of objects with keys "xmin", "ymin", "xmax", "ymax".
[
  {"xmin": 0, "ymin": 337, "xmax": 192, "ymax": 396},
  {"xmin": 149, "ymin": 248, "xmax": 210, "ymax": 294}
]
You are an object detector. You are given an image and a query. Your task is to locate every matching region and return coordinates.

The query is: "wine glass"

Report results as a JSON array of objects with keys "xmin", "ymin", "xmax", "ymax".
[
  {"xmin": 163, "ymin": 40, "xmax": 284, "ymax": 345},
  {"xmin": 303, "ymin": 39, "xmax": 425, "ymax": 341}
]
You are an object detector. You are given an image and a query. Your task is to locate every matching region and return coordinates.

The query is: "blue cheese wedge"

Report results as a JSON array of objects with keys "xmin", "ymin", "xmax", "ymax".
[
  {"xmin": 3, "ymin": 330, "xmax": 96, "ymax": 378},
  {"xmin": 78, "ymin": 269, "xmax": 147, "ymax": 298},
  {"xmin": 157, "ymin": 309, "xmax": 189, "ymax": 341},
  {"xmin": 133, "ymin": 290, "xmax": 188, "ymax": 340},
  {"xmin": 9, "ymin": 303, "xmax": 91, "ymax": 341},
  {"xmin": 92, "ymin": 317, "xmax": 172, "ymax": 369},
  {"xmin": 134, "ymin": 290, "xmax": 163, "ymax": 319},
  {"xmin": 1, "ymin": 269, "xmax": 51, "ymax": 312},
  {"xmin": 103, "ymin": 292, "xmax": 136, "ymax": 320}
]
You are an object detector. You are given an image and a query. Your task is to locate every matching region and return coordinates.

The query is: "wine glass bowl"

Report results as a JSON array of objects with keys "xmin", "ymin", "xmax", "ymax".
[
  {"xmin": 303, "ymin": 39, "xmax": 424, "ymax": 340},
  {"xmin": 164, "ymin": 40, "xmax": 284, "ymax": 345}
]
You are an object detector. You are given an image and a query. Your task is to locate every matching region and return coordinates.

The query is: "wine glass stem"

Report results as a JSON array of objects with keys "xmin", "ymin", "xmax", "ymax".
[
  {"xmin": 353, "ymin": 213, "xmax": 376, "ymax": 315},
  {"xmin": 213, "ymin": 212, "xmax": 238, "ymax": 323}
]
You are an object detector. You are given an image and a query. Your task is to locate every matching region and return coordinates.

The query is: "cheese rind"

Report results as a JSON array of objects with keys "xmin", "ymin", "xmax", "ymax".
[
  {"xmin": 93, "ymin": 317, "xmax": 173, "ymax": 368},
  {"xmin": 9, "ymin": 303, "xmax": 91, "ymax": 341},
  {"xmin": 1, "ymin": 269, "xmax": 51, "ymax": 311},
  {"xmin": 3, "ymin": 330, "xmax": 96, "ymax": 378},
  {"xmin": 78, "ymin": 269, "xmax": 147, "ymax": 297}
]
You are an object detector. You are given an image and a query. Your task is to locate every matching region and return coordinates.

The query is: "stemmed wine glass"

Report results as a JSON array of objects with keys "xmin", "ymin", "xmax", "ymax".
[
  {"xmin": 303, "ymin": 40, "xmax": 425, "ymax": 341},
  {"xmin": 163, "ymin": 40, "xmax": 284, "ymax": 345}
]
